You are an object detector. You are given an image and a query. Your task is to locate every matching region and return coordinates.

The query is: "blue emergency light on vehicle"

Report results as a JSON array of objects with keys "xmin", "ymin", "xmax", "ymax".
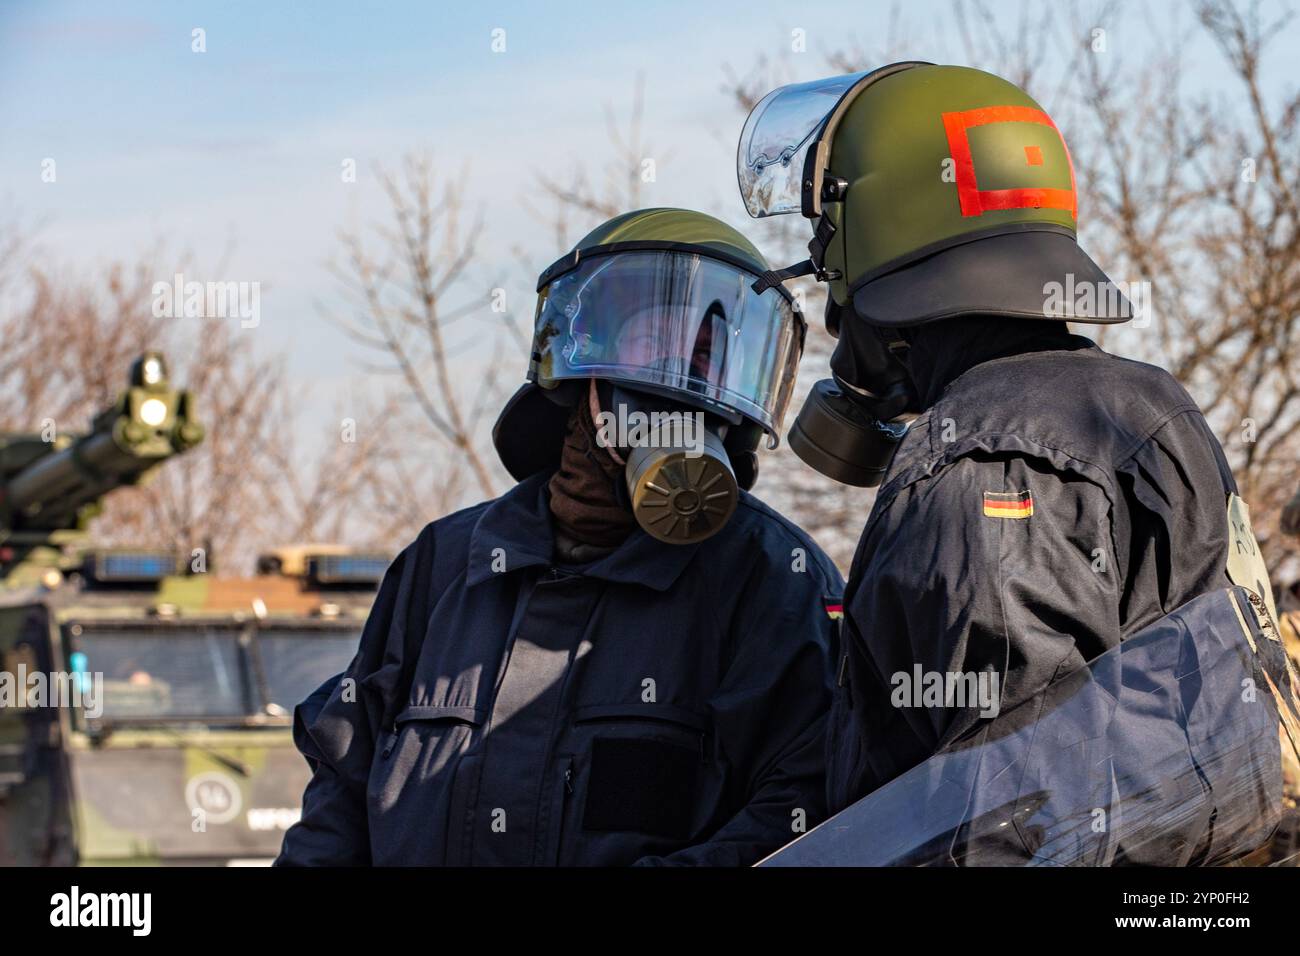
[
  {"xmin": 84, "ymin": 550, "xmax": 178, "ymax": 583},
  {"xmin": 307, "ymin": 553, "xmax": 389, "ymax": 587}
]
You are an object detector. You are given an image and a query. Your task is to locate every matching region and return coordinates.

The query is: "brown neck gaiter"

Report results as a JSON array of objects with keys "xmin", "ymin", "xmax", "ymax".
[{"xmin": 547, "ymin": 395, "xmax": 637, "ymax": 550}]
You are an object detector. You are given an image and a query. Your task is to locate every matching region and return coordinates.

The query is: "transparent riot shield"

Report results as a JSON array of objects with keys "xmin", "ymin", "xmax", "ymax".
[{"xmin": 761, "ymin": 586, "xmax": 1300, "ymax": 866}]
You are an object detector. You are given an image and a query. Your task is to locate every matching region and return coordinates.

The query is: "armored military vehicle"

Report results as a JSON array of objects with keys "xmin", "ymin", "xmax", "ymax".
[{"xmin": 0, "ymin": 353, "xmax": 383, "ymax": 865}]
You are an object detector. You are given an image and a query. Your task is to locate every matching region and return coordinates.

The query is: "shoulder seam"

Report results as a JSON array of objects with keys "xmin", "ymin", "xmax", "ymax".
[
  {"xmin": 1112, "ymin": 403, "xmax": 1203, "ymax": 467},
  {"xmin": 735, "ymin": 495, "xmax": 842, "ymax": 591}
]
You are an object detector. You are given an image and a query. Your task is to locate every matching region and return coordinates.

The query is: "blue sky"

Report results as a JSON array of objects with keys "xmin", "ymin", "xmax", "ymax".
[{"xmin": 2, "ymin": 0, "xmax": 1296, "ymax": 411}]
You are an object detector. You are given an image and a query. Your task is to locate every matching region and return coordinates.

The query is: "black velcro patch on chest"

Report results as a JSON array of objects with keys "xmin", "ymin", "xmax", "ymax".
[{"xmin": 582, "ymin": 737, "xmax": 698, "ymax": 839}]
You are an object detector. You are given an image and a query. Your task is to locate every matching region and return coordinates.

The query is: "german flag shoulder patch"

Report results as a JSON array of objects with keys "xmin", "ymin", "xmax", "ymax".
[
  {"xmin": 983, "ymin": 490, "xmax": 1033, "ymax": 519},
  {"xmin": 824, "ymin": 601, "xmax": 844, "ymax": 620}
]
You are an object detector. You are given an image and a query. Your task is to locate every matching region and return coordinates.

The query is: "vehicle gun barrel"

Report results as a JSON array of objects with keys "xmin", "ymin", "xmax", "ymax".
[{"xmin": 0, "ymin": 352, "xmax": 204, "ymax": 534}]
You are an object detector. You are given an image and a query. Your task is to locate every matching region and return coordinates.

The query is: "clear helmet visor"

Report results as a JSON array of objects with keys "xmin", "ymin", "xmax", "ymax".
[
  {"xmin": 531, "ymin": 251, "xmax": 802, "ymax": 436},
  {"xmin": 736, "ymin": 71, "xmax": 868, "ymax": 218}
]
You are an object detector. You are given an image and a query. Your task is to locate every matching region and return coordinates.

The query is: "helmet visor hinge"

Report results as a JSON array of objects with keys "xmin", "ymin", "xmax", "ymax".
[{"xmin": 821, "ymin": 176, "xmax": 849, "ymax": 203}]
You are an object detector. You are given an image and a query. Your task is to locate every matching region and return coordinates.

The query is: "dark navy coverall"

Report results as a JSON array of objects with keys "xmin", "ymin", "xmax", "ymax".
[
  {"xmin": 277, "ymin": 472, "xmax": 841, "ymax": 866},
  {"xmin": 827, "ymin": 337, "xmax": 1241, "ymax": 821}
]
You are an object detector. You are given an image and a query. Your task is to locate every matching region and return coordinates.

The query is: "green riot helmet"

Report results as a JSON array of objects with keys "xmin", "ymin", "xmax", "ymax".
[
  {"xmin": 736, "ymin": 63, "xmax": 1133, "ymax": 485},
  {"xmin": 493, "ymin": 208, "xmax": 806, "ymax": 544}
]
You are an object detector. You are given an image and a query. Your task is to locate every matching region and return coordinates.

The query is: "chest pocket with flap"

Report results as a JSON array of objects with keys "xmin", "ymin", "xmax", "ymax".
[{"xmin": 570, "ymin": 702, "xmax": 709, "ymax": 840}]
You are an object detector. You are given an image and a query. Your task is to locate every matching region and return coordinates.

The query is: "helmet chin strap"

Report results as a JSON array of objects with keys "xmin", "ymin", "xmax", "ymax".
[{"xmin": 750, "ymin": 216, "xmax": 842, "ymax": 294}]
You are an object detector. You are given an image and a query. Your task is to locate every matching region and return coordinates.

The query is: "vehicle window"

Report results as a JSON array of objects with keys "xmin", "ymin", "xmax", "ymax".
[
  {"xmin": 70, "ymin": 627, "xmax": 250, "ymax": 721},
  {"xmin": 256, "ymin": 630, "xmax": 360, "ymax": 712}
]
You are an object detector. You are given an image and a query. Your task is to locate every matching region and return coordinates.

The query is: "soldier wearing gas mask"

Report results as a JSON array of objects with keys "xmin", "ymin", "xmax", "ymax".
[
  {"xmin": 278, "ymin": 208, "xmax": 842, "ymax": 866},
  {"xmin": 736, "ymin": 63, "xmax": 1264, "ymax": 846}
]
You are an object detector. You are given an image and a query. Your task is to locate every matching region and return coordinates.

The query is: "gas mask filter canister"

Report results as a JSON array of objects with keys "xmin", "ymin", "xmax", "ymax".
[
  {"xmin": 786, "ymin": 307, "xmax": 912, "ymax": 487},
  {"xmin": 787, "ymin": 378, "xmax": 908, "ymax": 487},
  {"xmin": 599, "ymin": 383, "xmax": 739, "ymax": 545}
]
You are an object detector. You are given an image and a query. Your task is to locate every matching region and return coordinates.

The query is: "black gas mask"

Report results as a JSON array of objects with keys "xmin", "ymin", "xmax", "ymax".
[
  {"xmin": 594, "ymin": 381, "xmax": 741, "ymax": 545},
  {"xmin": 787, "ymin": 299, "xmax": 916, "ymax": 487}
]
